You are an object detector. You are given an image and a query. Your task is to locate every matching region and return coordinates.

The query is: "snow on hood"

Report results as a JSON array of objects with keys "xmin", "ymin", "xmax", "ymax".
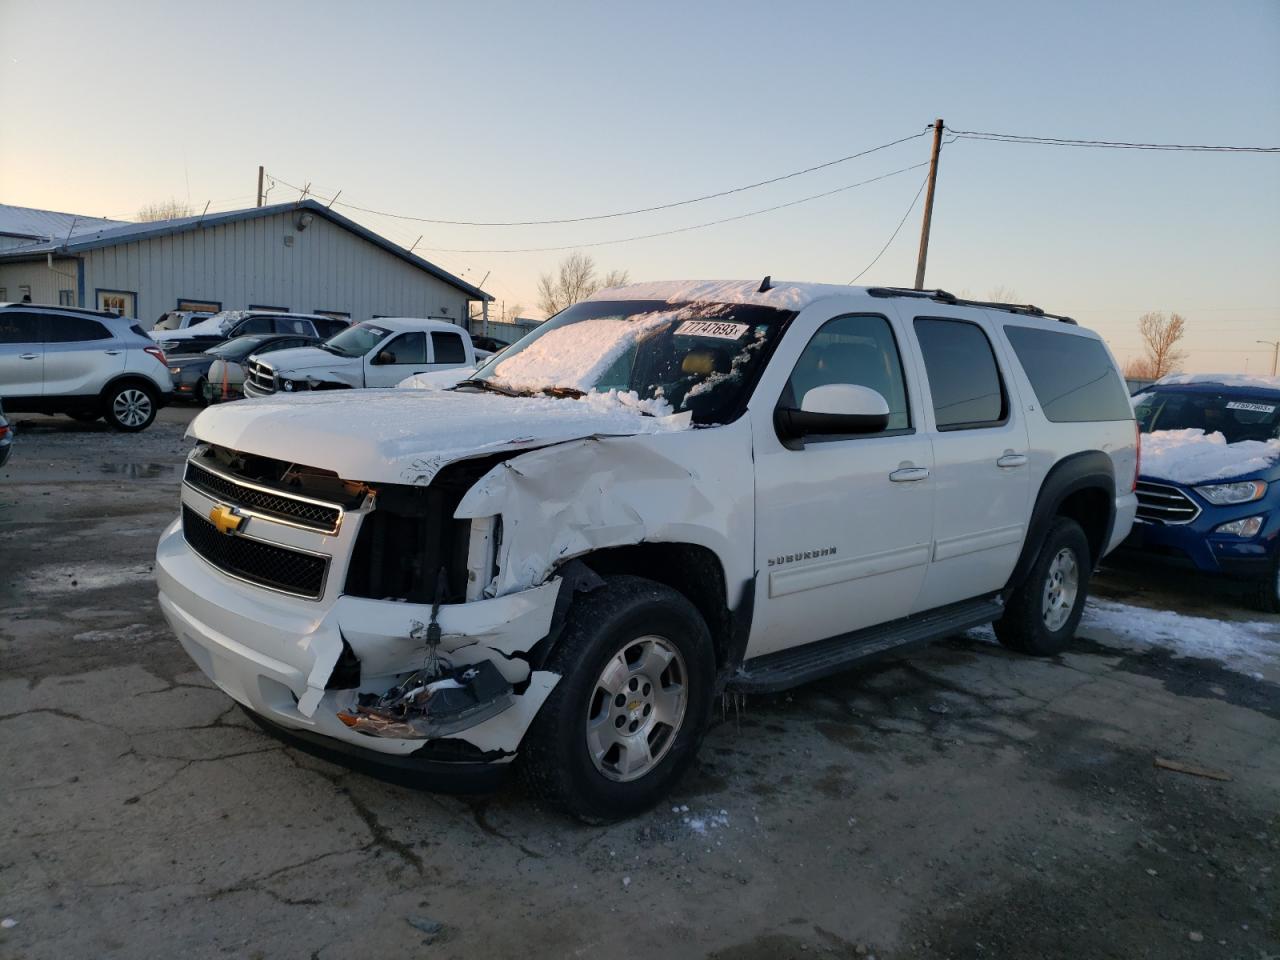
[
  {"xmin": 399, "ymin": 367, "xmax": 476, "ymax": 390},
  {"xmin": 255, "ymin": 345, "xmax": 342, "ymax": 375},
  {"xmin": 587, "ymin": 279, "xmax": 835, "ymax": 312},
  {"xmin": 189, "ymin": 387, "xmax": 692, "ymax": 485},
  {"xmin": 1140, "ymin": 428, "xmax": 1280, "ymax": 485},
  {"xmin": 152, "ymin": 310, "xmax": 247, "ymax": 342}
]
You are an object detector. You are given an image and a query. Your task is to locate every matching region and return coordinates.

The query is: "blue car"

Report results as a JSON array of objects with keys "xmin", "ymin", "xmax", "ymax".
[{"xmin": 1128, "ymin": 376, "xmax": 1280, "ymax": 610}]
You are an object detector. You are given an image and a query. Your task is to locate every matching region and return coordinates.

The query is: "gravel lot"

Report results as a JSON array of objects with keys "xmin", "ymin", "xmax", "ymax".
[{"xmin": 2, "ymin": 408, "xmax": 1277, "ymax": 960}]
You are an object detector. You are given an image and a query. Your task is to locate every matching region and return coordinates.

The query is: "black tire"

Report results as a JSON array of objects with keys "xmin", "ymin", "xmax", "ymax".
[
  {"xmin": 520, "ymin": 575, "xmax": 715, "ymax": 822},
  {"xmin": 194, "ymin": 377, "xmax": 210, "ymax": 407},
  {"xmin": 995, "ymin": 517, "xmax": 1091, "ymax": 656},
  {"xmin": 67, "ymin": 411, "xmax": 101, "ymax": 423},
  {"xmin": 1251, "ymin": 554, "xmax": 1280, "ymax": 613},
  {"xmin": 103, "ymin": 382, "xmax": 158, "ymax": 432}
]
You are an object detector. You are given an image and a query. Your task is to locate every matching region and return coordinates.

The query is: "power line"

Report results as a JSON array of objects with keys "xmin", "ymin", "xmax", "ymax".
[
  {"xmin": 947, "ymin": 128, "xmax": 1279, "ymax": 154},
  {"xmin": 265, "ymin": 130, "xmax": 928, "ymax": 228},
  {"xmin": 409, "ymin": 162, "xmax": 931, "ymax": 254},
  {"xmin": 849, "ymin": 173, "xmax": 930, "ymax": 284}
]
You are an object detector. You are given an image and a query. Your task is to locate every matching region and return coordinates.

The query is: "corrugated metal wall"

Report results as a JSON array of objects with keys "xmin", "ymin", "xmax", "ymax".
[
  {"xmin": 74, "ymin": 210, "xmax": 473, "ymax": 327},
  {"xmin": 0, "ymin": 258, "xmax": 78, "ymax": 305}
]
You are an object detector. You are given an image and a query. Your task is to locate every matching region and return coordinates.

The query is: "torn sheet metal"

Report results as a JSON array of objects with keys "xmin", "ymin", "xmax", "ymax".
[
  {"xmin": 334, "ymin": 578, "xmax": 561, "ymax": 684},
  {"xmin": 455, "ymin": 419, "xmax": 757, "ymax": 598}
]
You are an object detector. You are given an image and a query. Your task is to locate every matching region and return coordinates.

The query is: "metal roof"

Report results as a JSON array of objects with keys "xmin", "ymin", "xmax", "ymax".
[
  {"xmin": 0, "ymin": 203, "xmax": 127, "ymax": 243},
  {"xmin": 0, "ymin": 199, "xmax": 492, "ymax": 301}
]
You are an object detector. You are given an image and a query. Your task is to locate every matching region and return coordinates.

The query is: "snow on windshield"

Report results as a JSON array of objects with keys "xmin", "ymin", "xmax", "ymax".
[
  {"xmin": 489, "ymin": 313, "xmax": 674, "ymax": 395},
  {"xmin": 1141, "ymin": 428, "xmax": 1280, "ymax": 484},
  {"xmin": 1158, "ymin": 373, "xmax": 1280, "ymax": 390}
]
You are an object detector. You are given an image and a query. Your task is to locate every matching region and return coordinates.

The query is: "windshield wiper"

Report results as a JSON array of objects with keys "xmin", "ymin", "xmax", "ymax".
[
  {"xmin": 318, "ymin": 342, "xmax": 344, "ymax": 355},
  {"xmin": 541, "ymin": 386, "xmax": 585, "ymax": 399},
  {"xmin": 454, "ymin": 378, "xmax": 524, "ymax": 397}
]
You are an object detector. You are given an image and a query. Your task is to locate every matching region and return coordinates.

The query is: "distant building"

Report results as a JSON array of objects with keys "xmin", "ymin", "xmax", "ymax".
[{"xmin": 0, "ymin": 200, "xmax": 491, "ymax": 328}]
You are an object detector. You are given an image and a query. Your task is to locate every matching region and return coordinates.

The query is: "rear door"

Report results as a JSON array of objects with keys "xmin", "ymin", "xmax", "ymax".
[
  {"xmin": 0, "ymin": 310, "xmax": 45, "ymax": 400},
  {"xmin": 42, "ymin": 312, "xmax": 124, "ymax": 397},
  {"xmin": 750, "ymin": 310, "xmax": 935, "ymax": 658},
  {"xmin": 905, "ymin": 310, "xmax": 1031, "ymax": 611}
]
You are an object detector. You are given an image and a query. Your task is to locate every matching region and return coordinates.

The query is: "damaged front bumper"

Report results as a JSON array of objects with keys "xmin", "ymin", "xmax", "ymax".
[{"xmin": 155, "ymin": 518, "xmax": 562, "ymax": 774}]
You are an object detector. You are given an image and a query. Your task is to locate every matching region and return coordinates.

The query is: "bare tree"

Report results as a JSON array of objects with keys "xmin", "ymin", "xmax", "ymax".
[
  {"xmin": 1136, "ymin": 312, "xmax": 1188, "ymax": 379},
  {"xmin": 1124, "ymin": 356, "xmax": 1156, "ymax": 379},
  {"xmin": 536, "ymin": 253, "xmax": 629, "ymax": 316},
  {"xmin": 137, "ymin": 199, "xmax": 192, "ymax": 222},
  {"xmin": 985, "ymin": 286, "xmax": 1020, "ymax": 303}
]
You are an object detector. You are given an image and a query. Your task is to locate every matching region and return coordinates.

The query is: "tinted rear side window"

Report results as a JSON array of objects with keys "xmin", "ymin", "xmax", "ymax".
[
  {"xmin": 45, "ymin": 315, "xmax": 113, "ymax": 343},
  {"xmin": 431, "ymin": 331, "xmax": 467, "ymax": 364},
  {"xmin": 913, "ymin": 317, "xmax": 1007, "ymax": 430},
  {"xmin": 1004, "ymin": 325, "xmax": 1133, "ymax": 422}
]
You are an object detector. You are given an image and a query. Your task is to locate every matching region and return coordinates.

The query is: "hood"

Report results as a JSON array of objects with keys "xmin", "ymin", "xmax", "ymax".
[
  {"xmin": 253, "ymin": 346, "xmax": 342, "ymax": 375},
  {"xmin": 188, "ymin": 388, "xmax": 692, "ymax": 484},
  {"xmin": 1140, "ymin": 428, "xmax": 1280, "ymax": 486}
]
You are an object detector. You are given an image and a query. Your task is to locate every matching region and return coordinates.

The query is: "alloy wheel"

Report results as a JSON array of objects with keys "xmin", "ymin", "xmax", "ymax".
[
  {"xmin": 585, "ymin": 636, "xmax": 687, "ymax": 782},
  {"xmin": 112, "ymin": 389, "xmax": 152, "ymax": 427},
  {"xmin": 1041, "ymin": 547, "xmax": 1079, "ymax": 631}
]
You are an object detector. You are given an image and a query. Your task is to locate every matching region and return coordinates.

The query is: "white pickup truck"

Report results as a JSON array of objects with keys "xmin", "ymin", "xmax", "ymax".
[
  {"xmin": 243, "ymin": 317, "xmax": 476, "ymax": 395},
  {"xmin": 156, "ymin": 280, "xmax": 1138, "ymax": 820}
]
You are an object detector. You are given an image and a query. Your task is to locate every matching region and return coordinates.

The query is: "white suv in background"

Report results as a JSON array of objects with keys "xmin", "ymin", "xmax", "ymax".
[
  {"xmin": 156, "ymin": 280, "xmax": 1137, "ymax": 819},
  {"xmin": 242, "ymin": 317, "xmax": 476, "ymax": 395},
  {"xmin": 0, "ymin": 303, "xmax": 173, "ymax": 431}
]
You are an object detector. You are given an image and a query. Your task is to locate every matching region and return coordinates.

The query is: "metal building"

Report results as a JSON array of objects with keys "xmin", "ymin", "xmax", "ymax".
[{"xmin": 0, "ymin": 200, "xmax": 490, "ymax": 327}]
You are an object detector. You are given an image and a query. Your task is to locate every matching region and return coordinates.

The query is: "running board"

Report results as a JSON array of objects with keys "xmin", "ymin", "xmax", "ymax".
[{"xmin": 729, "ymin": 596, "xmax": 1004, "ymax": 694}]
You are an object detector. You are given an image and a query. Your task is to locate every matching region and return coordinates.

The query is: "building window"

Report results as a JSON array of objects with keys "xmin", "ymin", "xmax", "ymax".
[
  {"xmin": 0, "ymin": 288, "xmax": 6, "ymax": 301},
  {"xmin": 248, "ymin": 304, "xmax": 288, "ymax": 312},
  {"xmin": 178, "ymin": 298, "xmax": 221, "ymax": 313},
  {"xmin": 96, "ymin": 289, "xmax": 137, "ymax": 317},
  {"xmin": 59, "ymin": 289, "xmax": 75, "ymax": 306},
  {"xmin": 19, "ymin": 285, "xmax": 31, "ymax": 302}
]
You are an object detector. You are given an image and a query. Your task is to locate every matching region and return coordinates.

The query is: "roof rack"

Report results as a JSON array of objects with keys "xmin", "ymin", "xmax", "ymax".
[
  {"xmin": 865, "ymin": 287, "xmax": 1077, "ymax": 325},
  {"xmin": 2, "ymin": 301, "xmax": 122, "ymax": 320}
]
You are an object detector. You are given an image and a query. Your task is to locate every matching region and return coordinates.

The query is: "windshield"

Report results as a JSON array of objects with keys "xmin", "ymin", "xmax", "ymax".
[
  {"xmin": 467, "ymin": 299, "xmax": 793, "ymax": 423},
  {"xmin": 1135, "ymin": 389, "xmax": 1280, "ymax": 444},
  {"xmin": 322, "ymin": 321, "xmax": 390, "ymax": 358},
  {"xmin": 207, "ymin": 335, "xmax": 271, "ymax": 359}
]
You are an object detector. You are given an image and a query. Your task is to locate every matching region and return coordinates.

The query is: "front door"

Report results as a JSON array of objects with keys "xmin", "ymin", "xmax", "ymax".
[
  {"xmin": 0, "ymin": 310, "xmax": 45, "ymax": 400},
  {"xmin": 364, "ymin": 331, "xmax": 428, "ymax": 387},
  {"xmin": 906, "ymin": 312, "xmax": 1032, "ymax": 612},
  {"xmin": 750, "ymin": 312, "xmax": 935, "ymax": 659}
]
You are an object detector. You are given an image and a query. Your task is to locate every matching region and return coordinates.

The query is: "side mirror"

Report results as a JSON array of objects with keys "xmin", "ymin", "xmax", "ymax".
[
  {"xmin": 373, "ymin": 351, "xmax": 396, "ymax": 365},
  {"xmin": 774, "ymin": 383, "xmax": 891, "ymax": 441}
]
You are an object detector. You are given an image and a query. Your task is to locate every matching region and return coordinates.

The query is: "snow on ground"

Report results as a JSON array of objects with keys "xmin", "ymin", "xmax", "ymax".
[
  {"xmin": 1140, "ymin": 428, "xmax": 1280, "ymax": 484},
  {"xmin": 969, "ymin": 599, "xmax": 1278, "ymax": 677}
]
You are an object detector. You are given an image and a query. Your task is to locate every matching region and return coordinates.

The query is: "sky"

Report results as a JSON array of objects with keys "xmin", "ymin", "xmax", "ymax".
[{"xmin": 1, "ymin": 0, "xmax": 1277, "ymax": 373}]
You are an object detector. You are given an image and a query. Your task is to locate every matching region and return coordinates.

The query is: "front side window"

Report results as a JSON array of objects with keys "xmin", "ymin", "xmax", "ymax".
[
  {"xmin": 382, "ymin": 332, "xmax": 426, "ymax": 364},
  {"xmin": 431, "ymin": 331, "xmax": 466, "ymax": 364},
  {"xmin": 1135, "ymin": 389, "xmax": 1280, "ymax": 443},
  {"xmin": 0, "ymin": 311, "xmax": 41, "ymax": 343},
  {"xmin": 914, "ymin": 317, "xmax": 1007, "ymax": 430},
  {"xmin": 469, "ymin": 299, "xmax": 793, "ymax": 423},
  {"xmin": 782, "ymin": 314, "xmax": 911, "ymax": 431}
]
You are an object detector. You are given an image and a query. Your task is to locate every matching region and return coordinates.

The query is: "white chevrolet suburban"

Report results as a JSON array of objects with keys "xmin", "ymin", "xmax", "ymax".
[
  {"xmin": 156, "ymin": 280, "xmax": 1138, "ymax": 820},
  {"xmin": 243, "ymin": 317, "xmax": 476, "ymax": 396}
]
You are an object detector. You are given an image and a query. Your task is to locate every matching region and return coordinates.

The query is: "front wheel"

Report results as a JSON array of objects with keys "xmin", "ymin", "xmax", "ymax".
[
  {"xmin": 520, "ymin": 575, "xmax": 715, "ymax": 822},
  {"xmin": 995, "ymin": 517, "xmax": 1091, "ymax": 656},
  {"xmin": 105, "ymin": 383, "xmax": 157, "ymax": 432}
]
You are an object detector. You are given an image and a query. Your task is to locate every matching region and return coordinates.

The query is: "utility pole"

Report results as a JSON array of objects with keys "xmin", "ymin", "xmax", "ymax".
[
  {"xmin": 913, "ymin": 118, "xmax": 944, "ymax": 291},
  {"xmin": 1257, "ymin": 339, "xmax": 1279, "ymax": 376},
  {"xmin": 256, "ymin": 166, "xmax": 264, "ymax": 207}
]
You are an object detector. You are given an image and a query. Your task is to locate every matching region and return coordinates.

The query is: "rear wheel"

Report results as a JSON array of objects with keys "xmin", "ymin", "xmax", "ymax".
[
  {"xmin": 995, "ymin": 517, "xmax": 1091, "ymax": 656},
  {"xmin": 520, "ymin": 575, "xmax": 715, "ymax": 822},
  {"xmin": 104, "ymin": 383, "xmax": 157, "ymax": 432},
  {"xmin": 194, "ymin": 377, "xmax": 210, "ymax": 407}
]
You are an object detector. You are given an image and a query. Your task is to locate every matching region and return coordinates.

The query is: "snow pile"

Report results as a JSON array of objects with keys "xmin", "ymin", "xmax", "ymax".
[
  {"xmin": 671, "ymin": 804, "xmax": 730, "ymax": 835},
  {"xmin": 1158, "ymin": 372, "xmax": 1280, "ymax": 391},
  {"xmin": 589, "ymin": 279, "xmax": 829, "ymax": 311},
  {"xmin": 1140, "ymin": 428, "xmax": 1280, "ymax": 484},
  {"xmin": 1082, "ymin": 599, "xmax": 1277, "ymax": 675},
  {"xmin": 489, "ymin": 314, "xmax": 672, "ymax": 394},
  {"xmin": 580, "ymin": 388, "xmax": 676, "ymax": 419},
  {"xmin": 398, "ymin": 367, "xmax": 476, "ymax": 390}
]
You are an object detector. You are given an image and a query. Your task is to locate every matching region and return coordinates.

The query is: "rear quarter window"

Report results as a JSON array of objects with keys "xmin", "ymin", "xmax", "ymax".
[{"xmin": 1004, "ymin": 325, "xmax": 1133, "ymax": 422}]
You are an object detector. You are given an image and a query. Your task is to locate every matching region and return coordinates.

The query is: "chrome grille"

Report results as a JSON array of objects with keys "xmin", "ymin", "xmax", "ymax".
[
  {"xmin": 182, "ymin": 505, "xmax": 329, "ymax": 600},
  {"xmin": 184, "ymin": 460, "xmax": 342, "ymax": 533},
  {"xmin": 1135, "ymin": 480, "xmax": 1201, "ymax": 525},
  {"xmin": 246, "ymin": 360, "xmax": 277, "ymax": 395}
]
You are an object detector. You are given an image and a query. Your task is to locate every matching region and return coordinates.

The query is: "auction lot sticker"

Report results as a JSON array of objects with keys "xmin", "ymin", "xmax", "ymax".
[{"xmin": 674, "ymin": 320, "xmax": 750, "ymax": 340}]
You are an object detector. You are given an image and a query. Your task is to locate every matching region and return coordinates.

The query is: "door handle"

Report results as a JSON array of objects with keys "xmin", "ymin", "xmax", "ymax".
[
  {"xmin": 104, "ymin": 350, "xmax": 122, "ymax": 356},
  {"xmin": 19, "ymin": 353, "xmax": 39, "ymax": 360},
  {"xmin": 997, "ymin": 453, "xmax": 1028, "ymax": 468},
  {"xmin": 890, "ymin": 466, "xmax": 930, "ymax": 483}
]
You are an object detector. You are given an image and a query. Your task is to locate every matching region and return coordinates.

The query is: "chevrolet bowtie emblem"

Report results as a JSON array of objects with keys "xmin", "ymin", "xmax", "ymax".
[{"xmin": 209, "ymin": 503, "xmax": 245, "ymax": 535}]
